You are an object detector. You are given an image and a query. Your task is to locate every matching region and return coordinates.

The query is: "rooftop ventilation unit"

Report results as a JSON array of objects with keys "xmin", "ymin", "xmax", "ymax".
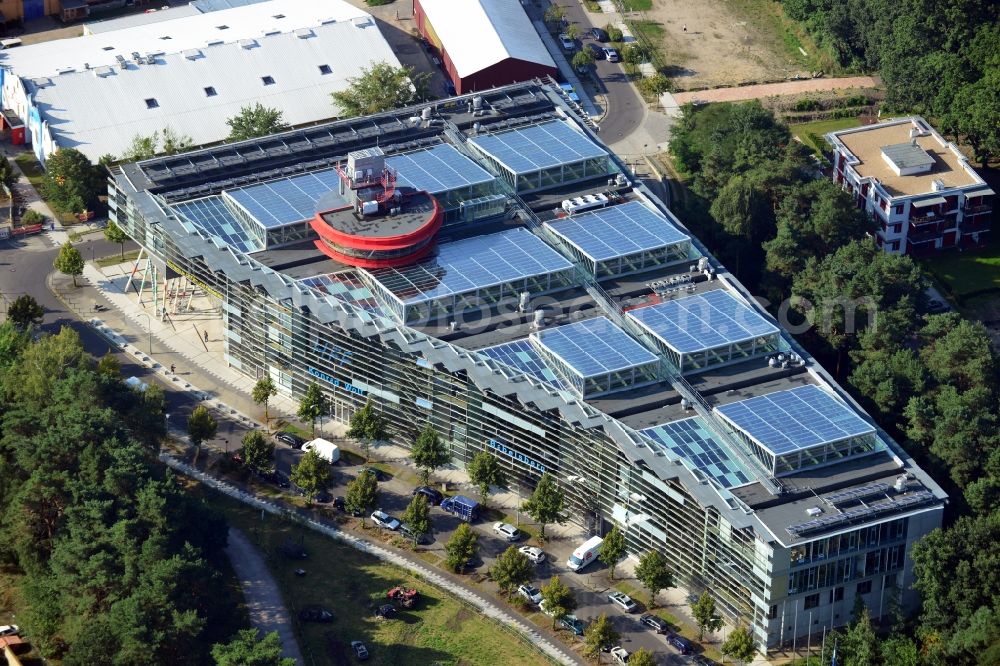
[
  {"xmin": 806, "ymin": 506, "xmax": 823, "ymax": 517},
  {"xmin": 932, "ymin": 178, "xmax": 946, "ymax": 192},
  {"xmin": 894, "ymin": 475, "xmax": 908, "ymax": 493},
  {"xmin": 532, "ymin": 310, "xmax": 546, "ymax": 328},
  {"xmin": 239, "ymin": 39, "xmax": 257, "ymax": 49},
  {"xmin": 131, "ymin": 51, "xmax": 141, "ymax": 63},
  {"xmin": 183, "ymin": 49, "xmax": 202, "ymax": 60},
  {"xmin": 262, "ymin": 28, "xmax": 281, "ymax": 36},
  {"xmin": 205, "ymin": 39, "xmax": 224, "ymax": 47},
  {"xmin": 561, "ymin": 192, "xmax": 609, "ymax": 215},
  {"xmin": 294, "ymin": 28, "xmax": 314, "ymax": 39}
]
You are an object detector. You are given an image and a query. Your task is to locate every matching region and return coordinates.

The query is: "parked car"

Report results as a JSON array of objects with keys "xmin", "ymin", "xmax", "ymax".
[
  {"xmin": 375, "ymin": 604, "xmax": 397, "ymax": 619},
  {"xmin": 640, "ymin": 613, "xmax": 669, "ymax": 633},
  {"xmin": 0, "ymin": 625, "xmax": 19, "ymax": 637},
  {"xmin": 259, "ymin": 469, "xmax": 290, "ymax": 489},
  {"xmin": 539, "ymin": 599, "xmax": 559, "ymax": 617},
  {"xmin": 275, "ymin": 431, "xmax": 305, "ymax": 448},
  {"xmin": 518, "ymin": 545, "xmax": 546, "ymax": 564},
  {"xmin": 371, "ymin": 510, "xmax": 401, "ymax": 530},
  {"xmin": 299, "ymin": 605, "xmax": 334, "ymax": 623},
  {"xmin": 493, "ymin": 522, "xmax": 521, "ymax": 541},
  {"xmin": 559, "ymin": 33, "xmax": 575, "ymax": 51},
  {"xmin": 591, "ymin": 27, "xmax": 609, "ymax": 42},
  {"xmin": 667, "ymin": 633, "xmax": 693, "ymax": 654},
  {"xmin": 610, "ymin": 646, "xmax": 630, "ymax": 664},
  {"xmin": 400, "ymin": 523, "xmax": 430, "ymax": 544},
  {"xmin": 359, "ymin": 466, "xmax": 386, "ymax": 481},
  {"xmin": 608, "ymin": 591, "xmax": 638, "ymax": 613},
  {"xmin": 603, "ymin": 47, "xmax": 620, "ymax": 62},
  {"xmin": 351, "ymin": 640, "xmax": 370, "ymax": 660},
  {"xmin": 587, "ymin": 42, "xmax": 605, "ymax": 59},
  {"xmin": 560, "ymin": 614, "xmax": 585, "ymax": 636},
  {"xmin": 517, "ymin": 584, "xmax": 543, "ymax": 605},
  {"xmin": 413, "ymin": 485, "xmax": 443, "ymax": 505},
  {"xmin": 314, "ymin": 489, "xmax": 333, "ymax": 503}
]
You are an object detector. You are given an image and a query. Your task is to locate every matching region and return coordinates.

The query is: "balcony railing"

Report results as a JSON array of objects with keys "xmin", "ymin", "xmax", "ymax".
[
  {"xmin": 962, "ymin": 219, "xmax": 992, "ymax": 234},
  {"xmin": 908, "ymin": 227, "xmax": 942, "ymax": 243},
  {"xmin": 910, "ymin": 213, "xmax": 942, "ymax": 225},
  {"xmin": 965, "ymin": 204, "xmax": 993, "ymax": 215}
]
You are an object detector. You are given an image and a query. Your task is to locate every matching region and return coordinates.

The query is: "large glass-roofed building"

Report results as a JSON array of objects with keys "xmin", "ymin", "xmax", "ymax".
[
  {"xmin": 628, "ymin": 290, "xmax": 780, "ymax": 373},
  {"xmin": 532, "ymin": 317, "xmax": 659, "ymax": 396},
  {"xmin": 715, "ymin": 385, "xmax": 878, "ymax": 475},
  {"xmin": 363, "ymin": 228, "xmax": 575, "ymax": 323},
  {"xmin": 109, "ymin": 81, "xmax": 945, "ymax": 656},
  {"xmin": 545, "ymin": 200, "xmax": 692, "ymax": 277},
  {"xmin": 468, "ymin": 119, "xmax": 613, "ymax": 192}
]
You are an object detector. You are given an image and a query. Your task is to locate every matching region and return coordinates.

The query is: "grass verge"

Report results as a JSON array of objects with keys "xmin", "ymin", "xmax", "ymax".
[
  {"xmin": 719, "ymin": 0, "xmax": 831, "ymax": 71},
  {"xmin": 96, "ymin": 249, "xmax": 141, "ymax": 267},
  {"xmin": 921, "ymin": 232, "xmax": 1000, "ymax": 300},
  {"xmin": 14, "ymin": 152, "xmax": 44, "ymax": 188},
  {"xmin": 209, "ymin": 487, "xmax": 554, "ymax": 666},
  {"xmin": 789, "ymin": 117, "xmax": 863, "ymax": 155}
]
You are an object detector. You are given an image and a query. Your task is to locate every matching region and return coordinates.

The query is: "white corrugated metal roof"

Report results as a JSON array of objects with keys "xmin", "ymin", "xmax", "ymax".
[
  {"xmin": 417, "ymin": 0, "xmax": 554, "ymax": 78},
  {"xmin": 3, "ymin": 0, "xmax": 368, "ymax": 79},
  {"xmin": 28, "ymin": 18, "xmax": 401, "ymax": 161}
]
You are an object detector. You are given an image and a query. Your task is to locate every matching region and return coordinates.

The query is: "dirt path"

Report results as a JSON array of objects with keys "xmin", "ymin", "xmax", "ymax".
[
  {"xmin": 225, "ymin": 527, "xmax": 305, "ymax": 666},
  {"xmin": 672, "ymin": 76, "xmax": 880, "ymax": 104}
]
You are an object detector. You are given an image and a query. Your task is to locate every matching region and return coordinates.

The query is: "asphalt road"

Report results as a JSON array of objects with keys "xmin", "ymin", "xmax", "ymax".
[{"xmin": 554, "ymin": 1, "xmax": 646, "ymax": 144}]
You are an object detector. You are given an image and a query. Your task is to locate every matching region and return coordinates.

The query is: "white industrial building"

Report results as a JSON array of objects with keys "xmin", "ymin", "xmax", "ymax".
[{"xmin": 0, "ymin": 0, "xmax": 401, "ymax": 164}]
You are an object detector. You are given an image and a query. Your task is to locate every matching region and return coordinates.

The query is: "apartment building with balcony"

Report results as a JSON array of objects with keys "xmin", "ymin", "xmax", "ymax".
[{"xmin": 826, "ymin": 117, "xmax": 993, "ymax": 256}]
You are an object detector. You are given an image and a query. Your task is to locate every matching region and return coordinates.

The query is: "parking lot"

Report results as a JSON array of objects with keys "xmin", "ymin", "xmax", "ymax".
[{"xmin": 256, "ymin": 434, "xmax": 709, "ymax": 665}]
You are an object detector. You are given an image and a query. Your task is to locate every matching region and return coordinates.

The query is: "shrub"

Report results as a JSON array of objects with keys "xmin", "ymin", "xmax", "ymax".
[
  {"xmin": 638, "ymin": 73, "xmax": 671, "ymax": 97},
  {"xmin": 792, "ymin": 98, "xmax": 821, "ymax": 112},
  {"xmin": 21, "ymin": 209, "xmax": 45, "ymax": 226},
  {"xmin": 606, "ymin": 23, "xmax": 624, "ymax": 42}
]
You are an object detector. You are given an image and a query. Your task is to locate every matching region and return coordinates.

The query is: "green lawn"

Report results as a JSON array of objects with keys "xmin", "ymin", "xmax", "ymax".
[
  {"xmin": 14, "ymin": 152, "xmax": 45, "ymax": 188},
  {"xmin": 620, "ymin": 0, "xmax": 653, "ymax": 10},
  {"xmin": 922, "ymin": 233, "xmax": 1000, "ymax": 299},
  {"xmin": 96, "ymin": 249, "xmax": 141, "ymax": 267},
  {"xmin": 213, "ymin": 489, "xmax": 554, "ymax": 666},
  {"xmin": 789, "ymin": 117, "xmax": 863, "ymax": 156}
]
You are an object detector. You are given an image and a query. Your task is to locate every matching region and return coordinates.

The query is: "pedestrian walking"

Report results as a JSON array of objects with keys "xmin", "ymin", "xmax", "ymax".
[
  {"xmin": 204, "ymin": 330, "xmax": 209, "ymax": 343},
  {"xmin": 170, "ymin": 364, "xmax": 176, "ymax": 374},
  {"xmin": 683, "ymin": 24, "xmax": 687, "ymax": 32}
]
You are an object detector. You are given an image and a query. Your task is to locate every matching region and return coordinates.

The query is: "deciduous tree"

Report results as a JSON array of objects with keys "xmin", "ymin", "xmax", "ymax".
[
  {"xmin": 444, "ymin": 523, "xmax": 478, "ymax": 573},
  {"xmin": 344, "ymin": 466, "xmax": 378, "ymax": 520},
  {"xmin": 540, "ymin": 575, "xmax": 576, "ymax": 628},
  {"xmin": 467, "ymin": 450, "xmax": 506, "ymax": 504},
  {"xmin": 252, "ymin": 376, "xmax": 278, "ymax": 430},
  {"xmin": 54, "ymin": 241, "xmax": 85, "ymax": 287},
  {"xmin": 6, "ymin": 294, "xmax": 44, "ymax": 330},
  {"xmin": 239, "ymin": 430, "xmax": 274, "ymax": 474},
  {"xmin": 400, "ymin": 493, "xmax": 431, "ymax": 544},
  {"xmin": 721, "ymin": 624, "xmax": 757, "ymax": 665},
  {"xmin": 628, "ymin": 649, "xmax": 656, "ymax": 666},
  {"xmin": 290, "ymin": 448, "xmax": 332, "ymax": 501},
  {"xmin": 584, "ymin": 613, "xmax": 620, "ymax": 662},
  {"xmin": 346, "ymin": 398, "xmax": 388, "ymax": 460},
  {"xmin": 491, "ymin": 546, "xmax": 532, "ymax": 596},
  {"xmin": 634, "ymin": 550, "xmax": 674, "ymax": 607},
  {"xmin": 690, "ymin": 591, "xmax": 723, "ymax": 641},
  {"xmin": 331, "ymin": 62, "xmax": 432, "ymax": 117},
  {"xmin": 521, "ymin": 472, "xmax": 565, "ymax": 539},
  {"xmin": 226, "ymin": 103, "xmax": 288, "ymax": 142},
  {"xmin": 297, "ymin": 381, "xmax": 328, "ymax": 438},
  {"xmin": 103, "ymin": 220, "xmax": 129, "ymax": 260},
  {"xmin": 599, "ymin": 525, "xmax": 625, "ymax": 580},
  {"xmin": 187, "ymin": 404, "xmax": 218, "ymax": 461},
  {"xmin": 410, "ymin": 423, "xmax": 450, "ymax": 485},
  {"xmin": 41, "ymin": 148, "xmax": 102, "ymax": 214}
]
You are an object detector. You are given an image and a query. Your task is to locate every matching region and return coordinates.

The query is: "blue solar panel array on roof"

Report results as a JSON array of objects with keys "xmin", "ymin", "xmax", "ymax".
[
  {"xmin": 478, "ymin": 339, "xmax": 571, "ymax": 391},
  {"xmin": 533, "ymin": 317, "xmax": 658, "ymax": 379},
  {"xmin": 714, "ymin": 385, "xmax": 875, "ymax": 456},
  {"xmin": 545, "ymin": 201, "xmax": 689, "ymax": 262},
  {"xmin": 365, "ymin": 228, "xmax": 573, "ymax": 305},
  {"xmin": 385, "ymin": 144, "xmax": 495, "ymax": 194},
  {"xmin": 639, "ymin": 418, "xmax": 754, "ymax": 489},
  {"xmin": 172, "ymin": 196, "xmax": 263, "ymax": 253},
  {"xmin": 225, "ymin": 169, "xmax": 344, "ymax": 229},
  {"xmin": 628, "ymin": 290, "xmax": 779, "ymax": 354},
  {"xmin": 468, "ymin": 120, "xmax": 607, "ymax": 175}
]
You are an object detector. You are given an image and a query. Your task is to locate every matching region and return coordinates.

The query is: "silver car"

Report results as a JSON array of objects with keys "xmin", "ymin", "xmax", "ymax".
[
  {"xmin": 517, "ymin": 584, "xmax": 543, "ymax": 605},
  {"xmin": 493, "ymin": 522, "xmax": 520, "ymax": 541},
  {"xmin": 608, "ymin": 591, "xmax": 637, "ymax": 613},
  {"xmin": 371, "ymin": 510, "xmax": 400, "ymax": 530}
]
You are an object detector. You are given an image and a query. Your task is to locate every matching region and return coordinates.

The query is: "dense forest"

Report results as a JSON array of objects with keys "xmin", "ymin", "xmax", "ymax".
[
  {"xmin": 670, "ymin": 100, "xmax": 1000, "ymax": 664},
  {"xmin": 0, "ymin": 324, "xmax": 256, "ymax": 664},
  {"xmin": 779, "ymin": 0, "xmax": 999, "ymax": 167}
]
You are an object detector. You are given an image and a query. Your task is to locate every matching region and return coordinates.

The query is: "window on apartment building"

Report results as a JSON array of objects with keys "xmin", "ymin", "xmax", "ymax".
[
  {"xmin": 828, "ymin": 586, "xmax": 844, "ymax": 604},
  {"xmin": 895, "ymin": 204, "xmax": 904, "ymax": 214},
  {"xmin": 857, "ymin": 580, "xmax": 873, "ymax": 596},
  {"xmin": 891, "ymin": 240, "xmax": 900, "ymax": 252},
  {"xmin": 768, "ymin": 605, "xmax": 778, "ymax": 620},
  {"xmin": 893, "ymin": 223, "xmax": 902, "ymax": 234},
  {"xmin": 804, "ymin": 594, "xmax": 820, "ymax": 609}
]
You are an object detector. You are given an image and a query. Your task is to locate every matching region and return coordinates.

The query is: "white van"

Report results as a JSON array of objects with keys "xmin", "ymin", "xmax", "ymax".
[
  {"xmin": 566, "ymin": 535, "xmax": 603, "ymax": 572},
  {"xmin": 302, "ymin": 437, "xmax": 340, "ymax": 463}
]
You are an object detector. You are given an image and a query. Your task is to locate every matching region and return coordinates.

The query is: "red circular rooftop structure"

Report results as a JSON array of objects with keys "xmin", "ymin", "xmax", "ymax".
[{"xmin": 310, "ymin": 161, "xmax": 443, "ymax": 268}]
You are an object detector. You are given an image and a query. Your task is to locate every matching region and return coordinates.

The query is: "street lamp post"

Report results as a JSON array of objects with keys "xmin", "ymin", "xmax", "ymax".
[{"xmin": 139, "ymin": 311, "xmax": 152, "ymax": 354}]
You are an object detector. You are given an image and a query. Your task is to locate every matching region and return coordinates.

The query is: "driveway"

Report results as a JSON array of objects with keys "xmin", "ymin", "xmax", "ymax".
[{"xmin": 225, "ymin": 527, "xmax": 306, "ymax": 666}]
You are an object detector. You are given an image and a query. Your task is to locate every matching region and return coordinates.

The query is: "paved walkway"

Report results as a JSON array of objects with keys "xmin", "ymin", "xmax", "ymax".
[
  {"xmin": 225, "ymin": 528, "xmax": 305, "ymax": 666},
  {"xmin": 671, "ymin": 76, "xmax": 880, "ymax": 104}
]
